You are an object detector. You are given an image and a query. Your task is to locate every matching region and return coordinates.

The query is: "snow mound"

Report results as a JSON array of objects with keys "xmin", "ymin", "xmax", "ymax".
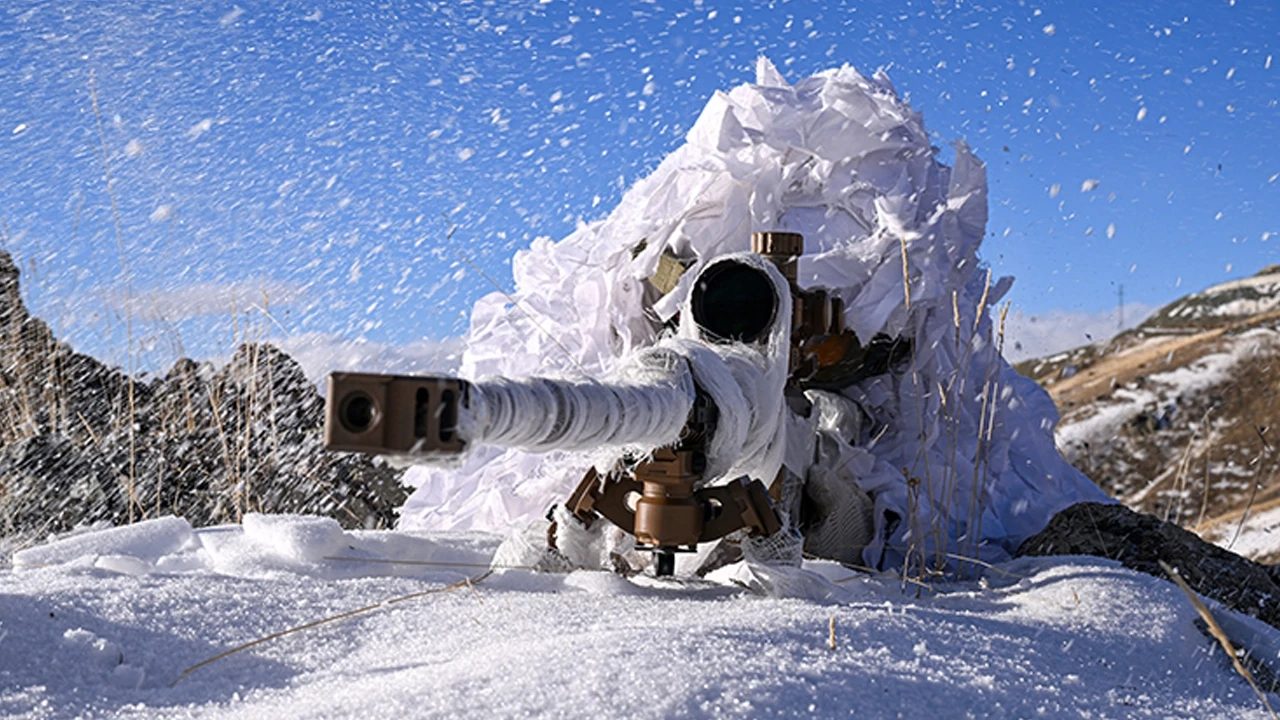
[
  {"xmin": 13, "ymin": 515, "xmax": 197, "ymax": 570},
  {"xmin": 400, "ymin": 58, "xmax": 1106, "ymax": 572}
]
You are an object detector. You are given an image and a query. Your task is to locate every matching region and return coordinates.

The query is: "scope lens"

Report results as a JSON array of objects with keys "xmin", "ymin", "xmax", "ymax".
[
  {"xmin": 691, "ymin": 261, "xmax": 777, "ymax": 344},
  {"xmin": 339, "ymin": 391, "xmax": 377, "ymax": 434}
]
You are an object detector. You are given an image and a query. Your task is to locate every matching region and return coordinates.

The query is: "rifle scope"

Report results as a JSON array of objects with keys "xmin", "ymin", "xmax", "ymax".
[{"xmin": 690, "ymin": 258, "xmax": 779, "ymax": 344}]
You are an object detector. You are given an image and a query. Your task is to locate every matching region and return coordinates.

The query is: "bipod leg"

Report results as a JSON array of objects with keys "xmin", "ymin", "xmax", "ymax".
[{"xmin": 654, "ymin": 549, "xmax": 676, "ymax": 577}]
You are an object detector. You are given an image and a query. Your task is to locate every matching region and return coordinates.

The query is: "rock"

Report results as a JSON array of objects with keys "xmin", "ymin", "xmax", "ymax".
[
  {"xmin": 0, "ymin": 251, "xmax": 409, "ymax": 540},
  {"xmin": 1017, "ymin": 501, "xmax": 1280, "ymax": 630}
]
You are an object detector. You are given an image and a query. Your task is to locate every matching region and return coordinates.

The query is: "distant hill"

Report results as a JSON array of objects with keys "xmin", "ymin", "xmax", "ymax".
[{"xmin": 1016, "ymin": 266, "xmax": 1280, "ymax": 562}]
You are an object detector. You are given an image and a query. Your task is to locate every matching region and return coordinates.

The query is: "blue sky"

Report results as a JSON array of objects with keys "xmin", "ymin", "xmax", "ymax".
[{"xmin": 1, "ymin": 0, "xmax": 1277, "ymax": 374}]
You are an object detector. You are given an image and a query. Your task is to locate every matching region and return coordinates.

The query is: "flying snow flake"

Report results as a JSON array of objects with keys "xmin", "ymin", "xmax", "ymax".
[
  {"xmin": 1049, "ymin": 184, "xmax": 1061, "ymax": 198},
  {"xmin": 1270, "ymin": 173, "xmax": 1278, "ymax": 183},
  {"xmin": 551, "ymin": 34, "xmax": 573, "ymax": 46},
  {"xmin": 642, "ymin": 81, "xmax": 656, "ymax": 96},
  {"xmin": 1107, "ymin": 223, "xmax": 1117, "ymax": 239},
  {"xmin": 219, "ymin": 6, "xmax": 244, "ymax": 27},
  {"xmin": 1081, "ymin": 179, "xmax": 1100, "ymax": 193},
  {"xmin": 187, "ymin": 119, "xmax": 213, "ymax": 140},
  {"xmin": 1136, "ymin": 107, "xmax": 1148, "ymax": 121},
  {"xmin": 1226, "ymin": 263, "xmax": 1233, "ymax": 273},
  {"xmin": 1129, "ymin": 263, "xmax": 1137, "ymax": 273},
  {"xmin": 457, "ymin": 148, "xmax": 475, "ymax": 161},
  {"xmin": 1042, "ymin": 24, "xmax": 1056, "ymax": 36},
  {"xmin": 12, "ymin": 123, "xmax": 28, "ymax": 135},
  {"xmin": 1267, "ymin": 55, "xmax": 1273, "ymax": 70},
  {"xmin": 124, "ymin": 139, "xmax": 143, "ymax": 157},
  {"xmin": 149, "ymin": 205, "xmax": 173, "ymax": 222},
  {"xmin": 1215, "ymin": 211, "xmax": 1224, "ymax": 221},
  {"xmin": 303, "ymin": 8, "xmax": 321, "ymax": 21},
  {"xmin": 1226, "ymin": 67, "xmax": 1236, "ymax": 80}
]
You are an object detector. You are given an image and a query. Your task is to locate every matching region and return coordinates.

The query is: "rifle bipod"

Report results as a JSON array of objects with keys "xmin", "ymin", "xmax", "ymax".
[{"xmin": 564, "ymin": 446, "xmax": 781, "ymax": 576}]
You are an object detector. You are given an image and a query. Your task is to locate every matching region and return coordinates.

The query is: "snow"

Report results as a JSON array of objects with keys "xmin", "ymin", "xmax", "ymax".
[
  {"xmin": 1158, "ymin": 271, "xmax": 1280, "ymax": 323},
  {"xmin": 400, "ymin": 59, "xmax": 1108, "ymax": 573},
  {"xmin": 1204, "ymin": 504, "xmax": 1280, "ymax": 561},
  {"xmin": 7, "ymin": 55, "xmax": 1270, "ymax": 719},
  {"xmin": 1055, "ymin": 329, "xmax": 1279, "ymax": 482},
  {"xmin": 3, "ymin": 515, "xmax": 1278, "ymax": 719}
]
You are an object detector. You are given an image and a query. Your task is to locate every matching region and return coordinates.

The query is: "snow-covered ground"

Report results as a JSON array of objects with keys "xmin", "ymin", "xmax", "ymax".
[
  {"xmin": 1203, "ymin": 504, "xmax": 1280, "ymax": 562},
  {"xmin": 3, "ymin": 515, "xmax": 1278, "ymax": 719}
]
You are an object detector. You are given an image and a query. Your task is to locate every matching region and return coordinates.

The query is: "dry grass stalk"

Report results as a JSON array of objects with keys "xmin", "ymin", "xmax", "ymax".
[
  {"xmin": 1197, "ymin": 454, "xmax": 1213, "ymax": 529},
  {"xmin": 1225, "ymin": 427, "xmax": 1274, "ymax": 552},
  {"xmin": 1158, "ymin": 560, "xmax": 1279, "ymax": 718},
  {"xmin": 828, "ymin": 615, "xmax": 837, "ymax": 650},
  {"xmin": 897, "ymin": 234, "xmax": 911, "ymax": 311},
  {"xmin": 170, "ymin": 570, "xmax": 492, "ymax": 687},
  {"xmin": 89, "ymin": 71, "xmax": 141, "ymax": 523},
  {"xmin": 1167, "ymin": 408, "xmax": 1212, "ymax": 525}
]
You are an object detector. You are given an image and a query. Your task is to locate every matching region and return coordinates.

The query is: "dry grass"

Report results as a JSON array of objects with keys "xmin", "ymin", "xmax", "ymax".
[
  {"xmin": 170, "ymin": 570, "xmax": 493, "ymax": 687},
  {"xmin": 0, "ymin": 73, "xmax": 307, "ymax": 535},
  {"xmin": 897, "ymin": 260, "xmax": 1011, "ymax": 583},
  {"xmin": 1160, "ymin": 560, "xmax": 1279, "ymax": 719}
]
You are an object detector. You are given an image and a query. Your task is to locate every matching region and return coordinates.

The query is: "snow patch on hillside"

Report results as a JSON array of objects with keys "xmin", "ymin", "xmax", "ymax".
[
  {"xmin": 1056, "ymin": 331, "xmax": 1276, "ymax": 475},
  {"xmin": 1150, "ymin": 271, "xmax": 1280, "ymax": 326}
]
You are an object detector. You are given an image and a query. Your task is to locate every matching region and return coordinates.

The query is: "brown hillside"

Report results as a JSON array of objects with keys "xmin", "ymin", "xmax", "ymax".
[{"xmin": 1023, "ymin": 290, "xmax": 1280, "ymax": 557}]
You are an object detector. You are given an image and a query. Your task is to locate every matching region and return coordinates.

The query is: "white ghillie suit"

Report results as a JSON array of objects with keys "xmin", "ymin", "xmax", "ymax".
[{"xmin": 400, "ymin": 58, "xmax": 1110, "ymax": 573}]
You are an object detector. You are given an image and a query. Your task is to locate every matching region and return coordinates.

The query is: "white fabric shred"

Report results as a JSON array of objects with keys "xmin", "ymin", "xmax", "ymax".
[{"xmin": 400, "ymin": 58, "xmax": 1110, "ymax": 572}]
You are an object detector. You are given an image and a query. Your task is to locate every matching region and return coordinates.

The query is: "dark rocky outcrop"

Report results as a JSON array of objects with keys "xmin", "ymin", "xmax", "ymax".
[
  {"xmin": 1017, "ymin": 502, "xmax": 1280, "ymax": 631},
  {"xmin": 0, "ymin": 252, "xmax": 408, "ymax": 540}
]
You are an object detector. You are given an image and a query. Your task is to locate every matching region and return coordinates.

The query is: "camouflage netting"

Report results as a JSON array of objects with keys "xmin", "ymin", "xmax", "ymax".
[{"xmin": 401, "ymin": 58, "xmax": 1111, "ymax": 574}]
